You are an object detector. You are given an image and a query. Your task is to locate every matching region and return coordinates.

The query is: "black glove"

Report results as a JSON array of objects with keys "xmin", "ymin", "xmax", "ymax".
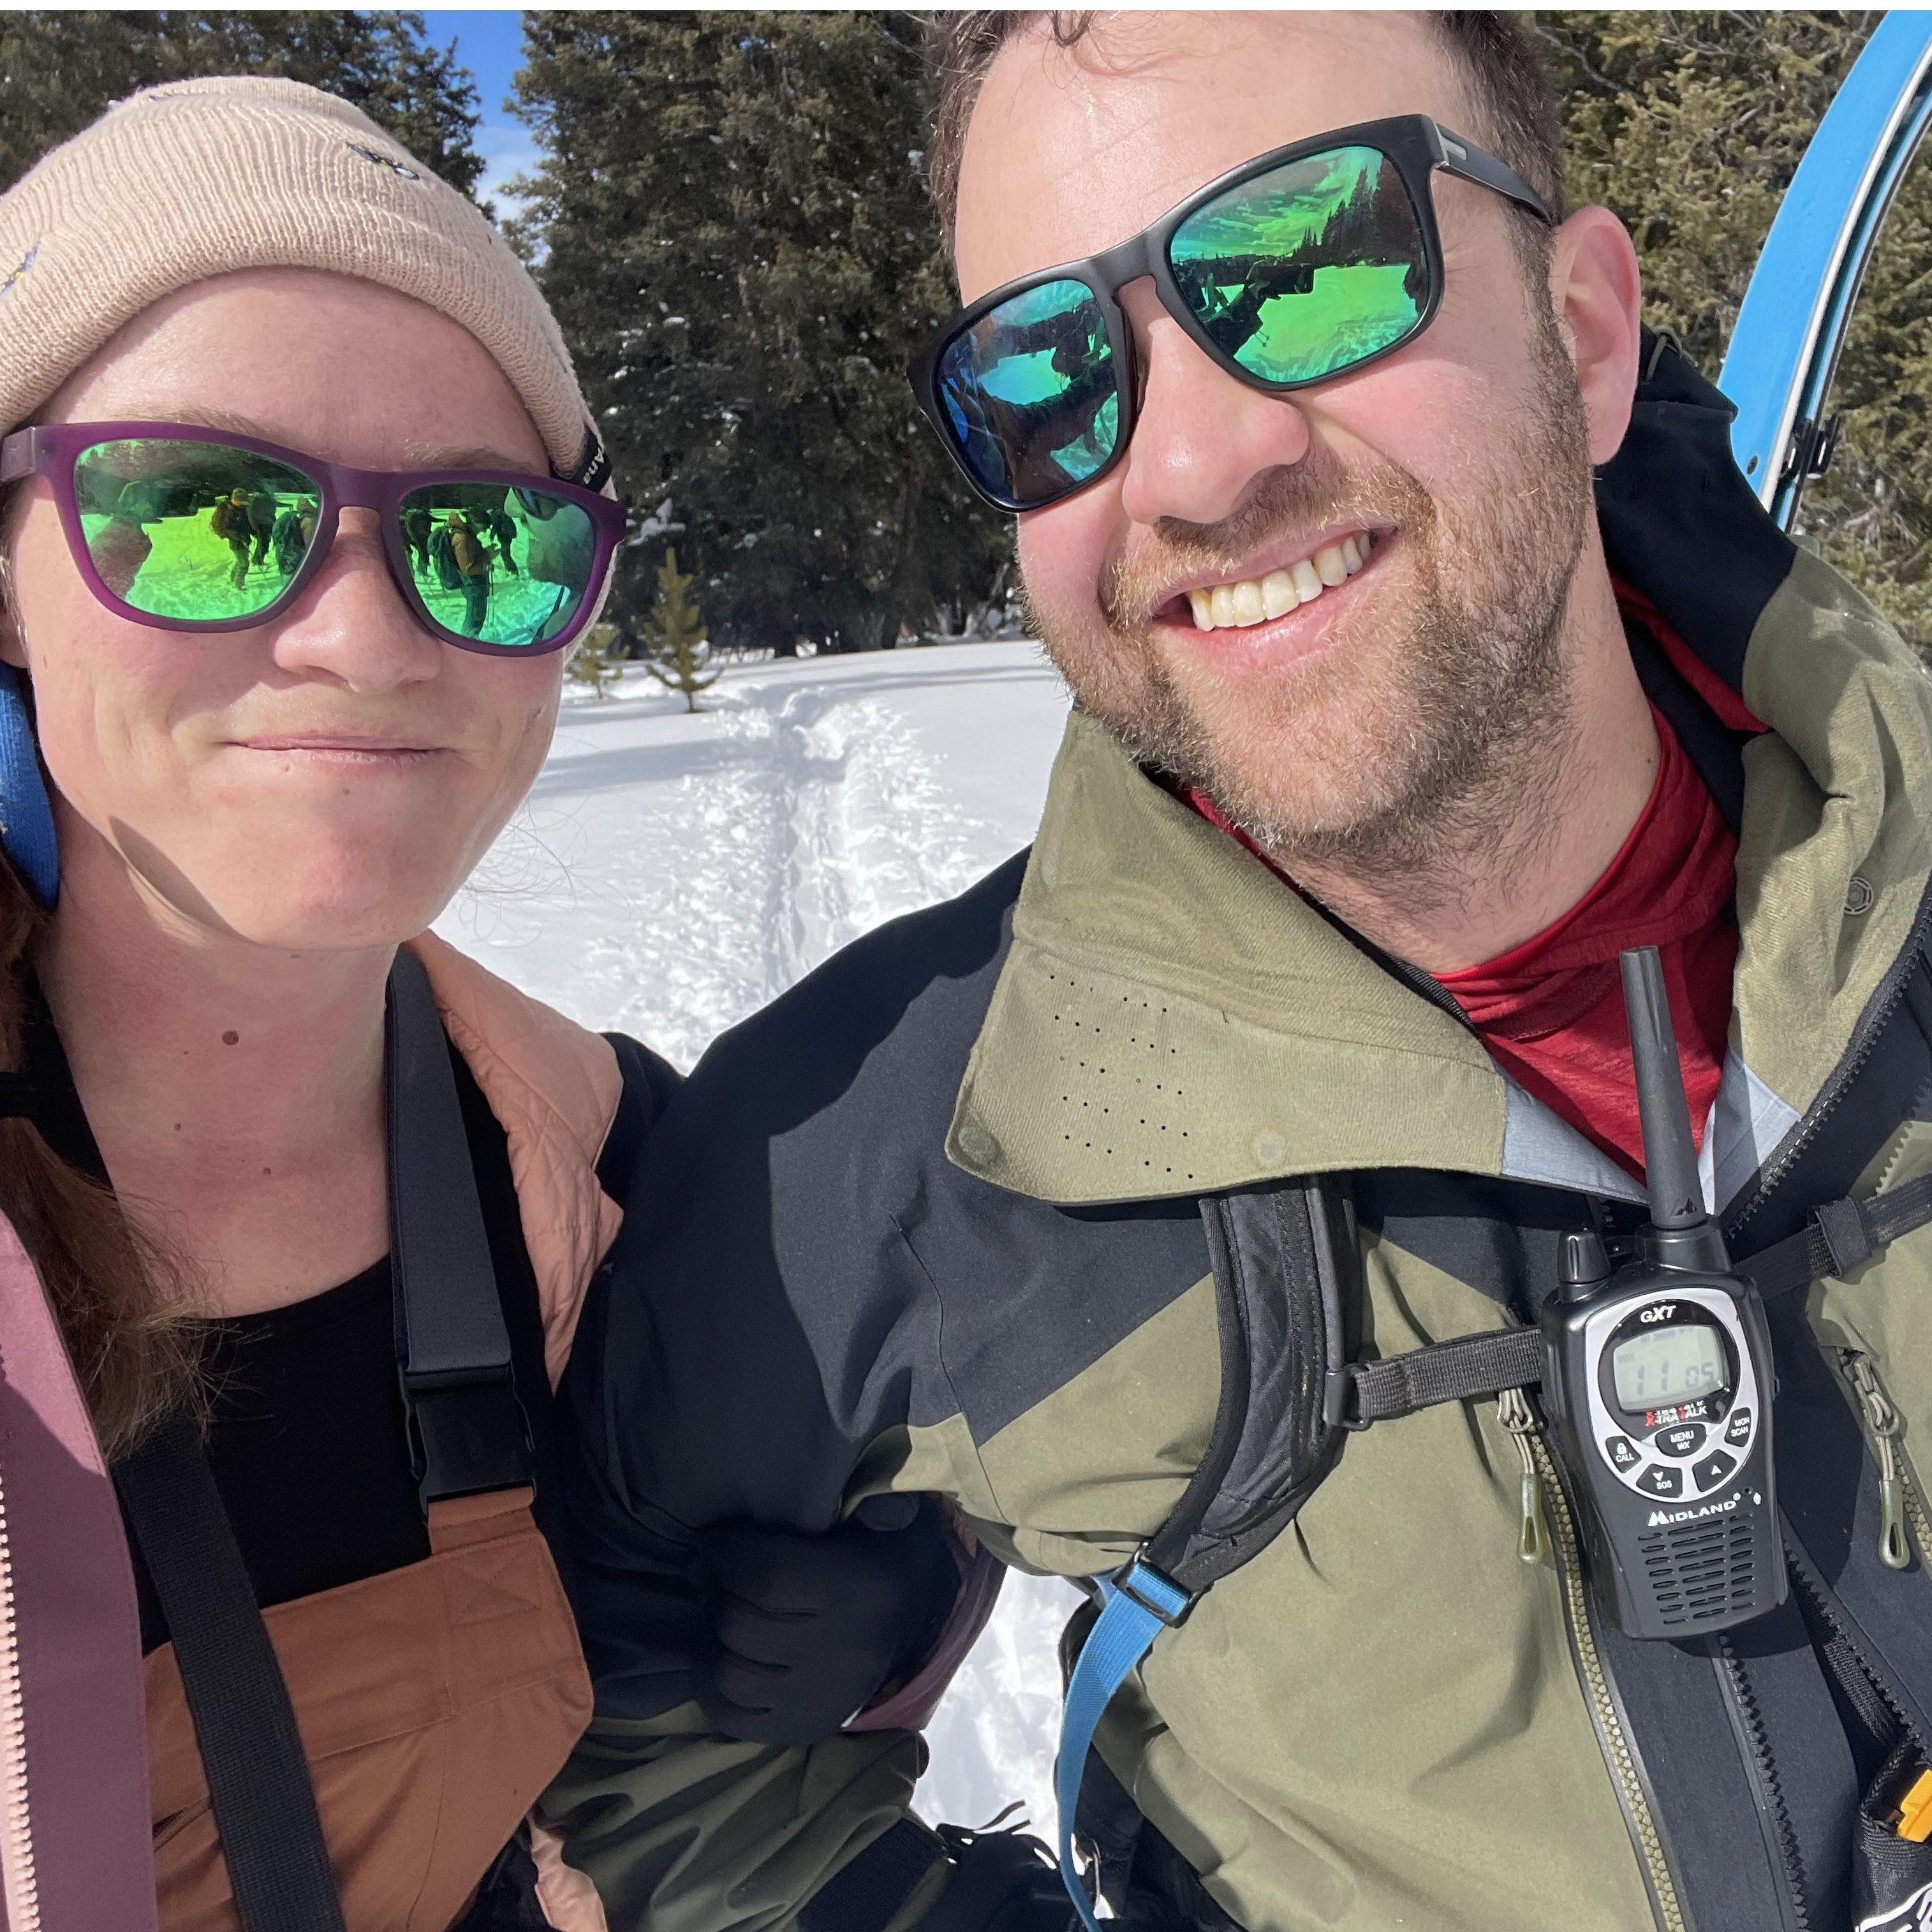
[
  {"xmin": 917, "ymin": 1827, "xmax": 1080, "ymax": 1932},
  {"xmin": 695, "ymin": 1496, "xmax": 961, "ymax": 1744}
]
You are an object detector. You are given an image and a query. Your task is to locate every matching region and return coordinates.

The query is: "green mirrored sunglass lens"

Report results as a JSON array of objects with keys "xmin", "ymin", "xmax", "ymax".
[
  {"xmin": 399, "ymin": 483, "xmax": 594, "ymax": 647},
  {"xmin": 937, "ymin": 277, "xmax": 1119, "ymax": 505},
  {"xmin": 1169, "ymin": 145, "xmax": 1426, "ymax": 385},
  {"xmin": 74, "ymin": 440, "xmax": 321, "ymax": 621}
]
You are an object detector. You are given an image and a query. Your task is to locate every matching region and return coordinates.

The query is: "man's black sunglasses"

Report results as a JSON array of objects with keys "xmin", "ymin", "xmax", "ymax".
[{"xmin": 908, "ymin": 114, "xmax": 1551, "ymax": 514}]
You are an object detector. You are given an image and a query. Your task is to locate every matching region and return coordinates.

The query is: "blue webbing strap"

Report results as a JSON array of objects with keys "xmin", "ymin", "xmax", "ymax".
[{"xmin": 1056, "ymin": 1556, "xmax": 1193, "ymax": 1929}]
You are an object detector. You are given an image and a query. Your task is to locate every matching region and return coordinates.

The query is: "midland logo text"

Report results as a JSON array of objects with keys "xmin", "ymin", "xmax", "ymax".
[{"xmin": 1648, "ymin": 1495, "xmax": 1742, "ymax": 1528}]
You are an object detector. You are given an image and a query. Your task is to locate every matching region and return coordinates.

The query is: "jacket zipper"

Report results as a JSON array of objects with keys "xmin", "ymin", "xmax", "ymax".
[
  {"xmin": 1725, "ymin": 892, "xmax": 1932, "ymax": 1247},
  {"xmin": 1713, "ymin": 1633, "xmax": 1812, "ymax": 1931},
  {"xmin": 1696, "ymin": 908, "xmax": 1932, "ymax": 1924},
  {"xmin": 1502, "ymin": 1399, "xmax": 1687, "ymax": 1932},
  {"xmin": 0, "ymin": 1456, "xmax": 40, "ymax": 1932},
  {"xmin": 1841, "ymin": 1350, "xmax": 1932, "ymax": 1570},
  {"xmin": 1783, "ymin": 1542, "xmax": 1922, "ymax": 1749},
  {"xmin": 1491, "ymin": 896, "xmax": 1929, "ymax": 1922}
]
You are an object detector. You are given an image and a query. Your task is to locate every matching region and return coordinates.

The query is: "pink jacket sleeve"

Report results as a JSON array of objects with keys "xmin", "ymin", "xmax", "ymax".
[{"xmin": 0, "ymin": 1214, "xmax": 159, "ymax": 1930}]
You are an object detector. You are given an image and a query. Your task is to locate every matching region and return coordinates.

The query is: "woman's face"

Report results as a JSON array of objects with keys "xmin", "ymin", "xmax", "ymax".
[{"xmin": 1, "ymin": 267, "xmax": 565, "ymax": 950}]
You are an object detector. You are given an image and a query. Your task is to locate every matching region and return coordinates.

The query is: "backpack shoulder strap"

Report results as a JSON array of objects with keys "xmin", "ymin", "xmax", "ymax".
[
  {"xmin": 1149, "ymin": 1179, "xmax": 1357, "ymax": 1588},
  {"xmin": 1052, "ymin": 1154, "xmax": 1932, "ymax": 1926},
  {"xmin": 385, "ymin": 946, "xmax": 531, "ymax": 1510},
  {"xmin": 1054, "ymin": 1175, "xmax": 1355, "ymax": 1929},
  {"xmin": 1323, "ymin": 1167, "xmax": 1932, "ymax": 1433}
]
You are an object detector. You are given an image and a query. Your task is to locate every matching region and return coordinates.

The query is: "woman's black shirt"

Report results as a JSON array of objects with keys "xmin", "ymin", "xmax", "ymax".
[{"xmin": 22, "ymin": 980, "xmax": 676, "ymax": 1652}]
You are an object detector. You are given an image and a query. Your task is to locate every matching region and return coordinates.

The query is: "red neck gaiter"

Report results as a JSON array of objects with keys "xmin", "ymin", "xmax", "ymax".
[{"xmin": 1183, "ymin": 594, "xmax": 1760, "ymax": 1181}]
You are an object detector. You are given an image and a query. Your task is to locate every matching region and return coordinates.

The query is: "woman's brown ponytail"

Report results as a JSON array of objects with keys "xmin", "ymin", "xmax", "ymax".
[
  {"xmin": 0, "ymin": 857, "xmax": 203, "ymax": 1459},
  {"xmin": 0, "ymin": 520, "xmax": 202, "ymax": 1462}
]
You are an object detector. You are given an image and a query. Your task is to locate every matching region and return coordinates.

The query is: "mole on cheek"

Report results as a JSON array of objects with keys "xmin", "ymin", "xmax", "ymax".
[{"xmin": 221, "ymin": 1029, "xmax": 239, "ymax": 1045}]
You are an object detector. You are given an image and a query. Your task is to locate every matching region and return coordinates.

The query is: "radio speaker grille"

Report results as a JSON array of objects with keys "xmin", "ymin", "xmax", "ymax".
[{"xmin": 1639, "ymin": 1515, "xmax": 1760, "ymax": 1626}]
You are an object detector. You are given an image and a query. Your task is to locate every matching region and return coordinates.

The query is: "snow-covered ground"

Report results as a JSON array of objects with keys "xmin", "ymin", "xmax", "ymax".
[{"xmin": 436, "ymin": 640, "xmax": 1083, "ymax": 1834}]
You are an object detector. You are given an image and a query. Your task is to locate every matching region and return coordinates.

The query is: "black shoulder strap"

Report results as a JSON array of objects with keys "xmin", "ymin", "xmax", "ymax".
[
  {"xmin": 1734, "ymin": 1172, "xmax": 1932, "ymax": 1299},
  {"xmin": 385, "ymin": 947, "xmax": 529, "ymax": 1508},
  {"xmin": 1341, "ymin": 1324, "xmax": 1547, "ymax": 1426},
  {"xmin": 1049, "ymin": 1177, "xmax": 1360, "ymax": 1924},
  {"xmin": 797, "ymin": 1817, "xmax": 948, "ymax": 1932},
  {"xmin": 114, "ymin": 1420, "xmax": 348, "ymax": 1932},
  {"xmin": 1329, "ymin": 1170, "xmax": 1932, "ymax": 1428},
  {"xmin": 1140, "ymin": 1177, "xmax": 1355, "ymax": 1595}
]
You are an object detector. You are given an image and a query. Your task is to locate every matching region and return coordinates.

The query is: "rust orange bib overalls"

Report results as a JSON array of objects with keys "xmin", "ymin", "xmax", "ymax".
[{"xmin": 115, "ymin": 947, "xmax": 614, "ymax": 1932}]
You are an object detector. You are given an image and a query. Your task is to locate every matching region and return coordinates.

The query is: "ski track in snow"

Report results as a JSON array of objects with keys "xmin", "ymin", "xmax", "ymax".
[{"xmin": 435, "ymin": 642, "xmax": 1083, "ymax": 1835}]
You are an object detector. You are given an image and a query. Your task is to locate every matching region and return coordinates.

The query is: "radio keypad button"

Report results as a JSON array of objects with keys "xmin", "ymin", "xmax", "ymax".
[
  {"xmin": 1636, "ymin": 1464, "xmax": 1685, "ymax": 1498},
  {"xmin": 1605, "ymin": 1435, "xmax": 1641, "ymax": 1471},
  {"xmin": 1725, "ymin": 1408, "xmax": 1753, "ymax": 1447},
  {"xmin": 1658, "ymin": 1424, "xmax": 1707, "ymax": 1459},
  {"xmin": 1692, "ymin": 1450, "xmax": 1737, "ymax": 1489}
]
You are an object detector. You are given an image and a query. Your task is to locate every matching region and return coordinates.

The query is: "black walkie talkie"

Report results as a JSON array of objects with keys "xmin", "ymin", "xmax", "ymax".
[{"xmin": 1539, "ymin": 946, "xmax": 1785, "ymax": 1641}]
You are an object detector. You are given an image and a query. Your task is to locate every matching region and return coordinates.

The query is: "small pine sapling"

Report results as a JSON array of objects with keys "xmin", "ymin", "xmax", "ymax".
[
  {"xmin": 644, "ymin": 547, "xmax": 721, "ymax": 713},
  {"xmin": 568, "ymin": 621, "xmax": 625, "ymax": 700}
]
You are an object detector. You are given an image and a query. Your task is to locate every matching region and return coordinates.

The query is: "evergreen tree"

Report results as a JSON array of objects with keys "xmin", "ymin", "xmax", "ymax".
[
  {"xmin": 511, "ymin": 11, "xmax": 1008, "ymax": 654},
  {"xmin": 1542, "ymin": 11, "xmax": 1931, "ymax": 650},
  {"xmin": 644, "ymin": 547, "xmax": 721, "ymax": 712},
  {"xmin": 568, "ymin": 621, "xmax": 626, "ymax": 702},
  {"xmin": 0, "ymin": 12, "xmax": 483, "ymax": 200}
]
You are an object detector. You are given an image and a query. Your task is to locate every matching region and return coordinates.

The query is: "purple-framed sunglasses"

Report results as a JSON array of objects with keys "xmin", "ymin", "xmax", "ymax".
[{"xmin": 0, "ymin": 421, "xmax": 627, "ymax": 656}]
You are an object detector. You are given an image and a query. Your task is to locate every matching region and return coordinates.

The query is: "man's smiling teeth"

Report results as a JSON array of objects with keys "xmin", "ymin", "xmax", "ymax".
[{"xmin": 1187, "ymin": 534, "xmax": 1371, "ymax": 631}]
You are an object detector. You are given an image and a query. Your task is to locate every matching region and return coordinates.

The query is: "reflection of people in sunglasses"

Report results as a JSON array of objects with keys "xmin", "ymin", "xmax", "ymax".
[
  {"xmin": 948, "ymin": 307, "xmax": 1121, "ymax": 497},
  {"xmin": 948, "ymin": 355, "xmax": 1117, "ymax": 500},
  {"xmin": 401, "ymin": 499, "xmax": 432, "ymax": 574},
  {"xmin": 568, "ymin": 13, "xmax": 1932, "ymax": 1932},
  {"xmin": 0, "ymin": 74, "xmax": 957, "ymax": 1932},
  {"xmin": 246, "ymin": 487, "xmax": 277, "ymax": 565},
  {"xmin": 76, "ymin": 468, "xmax": 160, "ymax": 600},
  {"xmin": 442, "ymin": 508, "xmax": 493, "ymax": 633},
  {"xmin": 1179, "ymin": 255, "xmax": 1318, "ymax": 360},
  {"xmin": 502, "ymin": 487, "xmax": 593, "ymax": 615},
  {"xmin": 209, "ymin": 487, "xmax": 254, "ymax": 587},
  {"xmin": 480, "ymin": 501, "xmax": 522, "ymax": 577},
  {"xmin": 270, "ymin": 499, "xmax": 308, "ymax": 576}
]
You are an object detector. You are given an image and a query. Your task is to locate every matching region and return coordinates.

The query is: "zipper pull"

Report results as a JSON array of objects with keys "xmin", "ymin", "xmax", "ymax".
[
  {"xmin": 1880, "ymin": 1471, "xmax": 1911, "ymax": 1572},
  {"xmin": 1847, "ymin": 1353, "xmax": 1913, "ymax": 1571},
  {"xmin": 1498, "ymin": 1388, "xmax": 1551, "ymax": 1566}
]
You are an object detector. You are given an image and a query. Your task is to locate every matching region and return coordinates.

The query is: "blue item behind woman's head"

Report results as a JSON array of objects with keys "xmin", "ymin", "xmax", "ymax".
[{"xmin": 0, "ymin": 666, "xmax": 58, "ymax": 909}]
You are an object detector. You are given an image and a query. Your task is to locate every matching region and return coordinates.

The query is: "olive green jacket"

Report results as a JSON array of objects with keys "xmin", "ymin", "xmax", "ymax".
[{"xmin": 549, "ymin": 342, "xmax": 1932, "ymax": 1932}]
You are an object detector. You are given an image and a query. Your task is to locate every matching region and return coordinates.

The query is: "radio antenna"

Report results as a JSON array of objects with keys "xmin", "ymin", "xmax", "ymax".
[{"xmin": 1618, "ymin": 946, "xmax": 1704, "ymax": 1230}]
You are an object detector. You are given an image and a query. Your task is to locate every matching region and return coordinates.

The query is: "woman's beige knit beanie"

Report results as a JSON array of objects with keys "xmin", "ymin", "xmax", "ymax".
[{"xmin": 0, "ymin": 75, "xmax": 608, "ymax": 487}]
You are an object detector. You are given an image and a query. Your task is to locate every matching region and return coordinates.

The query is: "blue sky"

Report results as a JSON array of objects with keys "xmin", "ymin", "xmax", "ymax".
[{"xmin": 424, "ymin": 10, "xmax": 532, "ymax": 215}]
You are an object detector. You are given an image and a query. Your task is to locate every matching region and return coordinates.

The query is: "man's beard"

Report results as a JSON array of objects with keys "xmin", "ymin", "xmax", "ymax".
[{"xmin": 1026, "ymin": 327, "xmax": 1596, "ymax": 910}]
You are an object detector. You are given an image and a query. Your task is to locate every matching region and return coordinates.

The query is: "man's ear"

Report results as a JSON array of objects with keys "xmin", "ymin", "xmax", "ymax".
[{"xmin": 1548, "ymin": 204, "xmax": 1644, "ymax": 467}]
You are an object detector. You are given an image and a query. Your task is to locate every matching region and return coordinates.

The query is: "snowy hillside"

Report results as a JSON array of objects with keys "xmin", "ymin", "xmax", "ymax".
[{"xmin": 436, "ymin": 640, "xmax": 1083, "ymax": 1834}]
